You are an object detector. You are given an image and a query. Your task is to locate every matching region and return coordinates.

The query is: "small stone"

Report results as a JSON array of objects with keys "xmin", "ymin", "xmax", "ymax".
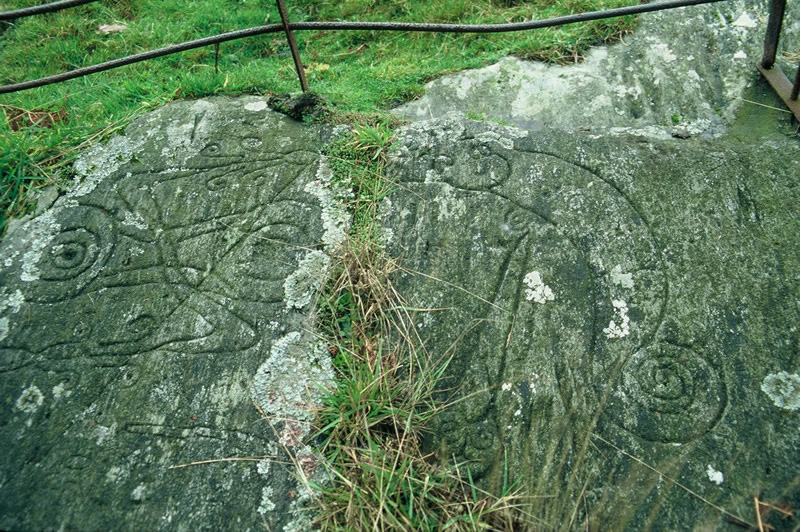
[{"xmin": 268, "ymin": 93, "xmax": 329, "ymax": 122}]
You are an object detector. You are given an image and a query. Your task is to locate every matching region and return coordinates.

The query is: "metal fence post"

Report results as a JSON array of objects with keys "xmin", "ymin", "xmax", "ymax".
[
  {"xmin": 757, "ymin": 0, "xmax": 800, "ymax": 119},
  {"xmin": 275, "ymin": 0, "xmax": 309, "ymax": 93},
  {"xmin": 760, "ymin": 0, "xmax": 786, "ymax": 69}
]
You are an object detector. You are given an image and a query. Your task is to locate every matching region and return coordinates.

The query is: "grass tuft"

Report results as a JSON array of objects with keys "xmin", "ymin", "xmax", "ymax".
[{"xmin": 290, "ymin": 120, "xmax": 536, "ymax": 530}]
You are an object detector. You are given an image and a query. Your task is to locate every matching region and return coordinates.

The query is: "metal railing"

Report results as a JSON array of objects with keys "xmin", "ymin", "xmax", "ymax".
[
  {"xmin": 0, "ymin": 0, "xmax": 798, "ymax": 121},
  {"xmin": 0, "ymin": 0, "xmax": 97, "ymax": 20},
  {"xmin": 757, "ymin": 0, "xmax": 800, "ymax": 119}
]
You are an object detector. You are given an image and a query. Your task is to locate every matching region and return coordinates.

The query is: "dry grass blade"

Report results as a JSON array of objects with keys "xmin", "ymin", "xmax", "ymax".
[
  {"xmin": 1, "ymin": 103, "xmax": 69, "ymax": 131},
  {"xmin": 307, "ymin": 227, "xmax": 533, "ymax": 530},
  {"xmin": 168, "ymin": 456, "xmax": 276, "ymax": 469}
]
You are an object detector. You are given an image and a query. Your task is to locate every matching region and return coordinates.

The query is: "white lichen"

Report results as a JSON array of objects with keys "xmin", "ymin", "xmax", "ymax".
[
  {"xmin": 649, "ymin": 42, "xmax": 677, "ymax": 63},
  {"xmin": 253, "ymin": 333, "xmax": 334, "ymax": 425},
  {"xmin": 523, "ymin": 271, "xmax": 555, "ymax": 304},
  {"xmin": 283, "ymin": 251, "xmax": 330, "ymax": 310},
  {"xmin": 282, "ymin": 158, "xmax": 349, "ymax": 313},
  {"xmin": 70, "ymin": 133, "xmax": 147, "ymax": 198},
  {"xmin": 52, "ymin": 382, "xmax": 72, "ymax": 401},
  {"xmin": 20, "ymin": 211, "xmax": 60, "ymax": 282},
  {"xmin": 610, "ymin": 264, "xmax": 634, "ymax": 289},
  {"xmin": 106, "ymin": 465, "xmax": 128, "ymax": 483},
  {"xmin": 306, "ymin": 157, "xmax": 349, "ymax": 252},
  {"xmin": 434, "ymin": 187, "xmax": 467, "ymax": 222},
  {"xmin": 257, "ymin": 459, "xmax": 271, "ymax": 477},
  {"xmin": 95, "ymin": 423, "xmax": 117, "ymax": 445},
  {"xmin": 761, "ymin": 371, "xmax": 800, "ymax": 410},
  {"xmin": 15, "ymin": 385, "xmax": 44, "ymax": 414},
  {"xmin": 131, "ymin": 484, "xmax": 146, "ymax": 502},
  {"xmin": 121, "ymin": 211, "xmax": 148, "ymax": 230},
  {"xmin": 706, "ymin": 464, "xmax": 724, "ymax": 485},
  {"xmin": 257, "ymin": 486, "xmax": 276, "ymax": 514},
  {"xmin": 603, "ymin": 299, "xmax": 630, "ymax": 339},
  {"xmin": 282, "ymin": 476, "xmax": 322, "ymax": 532},
  {"xmin": 0, "ymin": 288, "xmax": 25, "ymax": 314},
  {"xmin": 474, "ymin": 129, "xmax": 522, "ymax": 150},
  {"xmin": 193, "ymin": 315, "xmax": 214, "ymax": 336},
  {"xmin": 732, "ymin": 12, "xmax": 757, "ymax": 28},
  {"xmin": 245, "ymin": 100, "xmax": 269, "ymax": 112}
]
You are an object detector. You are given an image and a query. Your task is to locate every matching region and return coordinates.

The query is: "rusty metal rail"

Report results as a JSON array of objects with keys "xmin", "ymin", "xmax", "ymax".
[
  {"xmin": 0, "ymin": 0, "xmax": 99, "ymax": 21},
  {"xmin": 275, "ymin": 0, "xmax": 308, "ymax": 93},
  {"xmin": 757, "ymin": 0, "xmax": 800, "ymax": 120}
]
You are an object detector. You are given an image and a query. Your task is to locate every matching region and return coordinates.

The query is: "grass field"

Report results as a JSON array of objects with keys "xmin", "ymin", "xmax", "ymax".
[{"xmin": 0, "ymin": 0, "xmax": 638, "ymax": 234}]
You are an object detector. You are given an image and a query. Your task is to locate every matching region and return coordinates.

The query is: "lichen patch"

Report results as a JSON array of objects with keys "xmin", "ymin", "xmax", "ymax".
[
  {"xmin": 706, "ymin": 464, "xmax": 724, "ymax": 485},
  {"xmin": 15, "ymin": 385, "xmax": 44, "ymax": 414},
  {"xmin": 20, "ymin": 211, "xmax": 60, "ymax": 282},
  {"xmin": 610, "ymin": 264, "xmax": 634, "ymax": 289},
  {"xmin": 761, "ymin": 371, "xmax": 800, "ymax": 410},
  {"xmin": 245, "ymin": 100, "xmax": 269, "ymax": 112},
  {"xmin": 307, "ymin": 157, "xmax": 349, "ymax": 252},
  {"xmin": 284, "ymin": 251, "xmax": 330, "ymax": 310},
  {"xmin": 523, "ymin": 270, "xmax": 555, "ymax": 304},
  {"xmin": 603, "ymin": 299, "xmax": 631, "ymax": 339}
]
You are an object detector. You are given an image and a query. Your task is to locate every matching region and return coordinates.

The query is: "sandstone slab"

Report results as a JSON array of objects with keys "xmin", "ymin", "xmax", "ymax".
[
  {"xmin": 0, "ymin": 97, "xmax": 344, "ymax": 532},
  {"xmin": 382, "ymin": 117, "xmax": 800, "ymax": 529},
  {"xmin": 394, "ymin": 0, "xmax": 800, "ymax": 135}
]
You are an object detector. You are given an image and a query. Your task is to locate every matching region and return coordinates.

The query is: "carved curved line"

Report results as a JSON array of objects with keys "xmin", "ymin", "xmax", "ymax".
[
  {"xmin": 609, "ymin": 342, "xmax": 728, "ymax": 443},
  {"xmin": 32, "ymin": 205, "xmax": 118, "ymax": 294},
  {"xmin": 148, "ymin": 157, "xmax": 317, "ymax": 284},
  {"xmin": 419, "ymin": 146, "xmax": 670, "ymax": 431},
  {"xmin": 516, "ymin": 148, "xmax": 670, "ymax": 345},
  {"xmin": 0, "ymin": 348, "xmax": 37, "ymax": 372}
]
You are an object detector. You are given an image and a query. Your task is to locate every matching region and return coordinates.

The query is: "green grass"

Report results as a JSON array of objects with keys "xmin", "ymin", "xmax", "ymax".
[
  {"xmin": 323, "ymin": 120, "xmax": 397, "ymax": 243},
  {"xmin": 1, "ymin": 0, "xmax": 638, "ymax": 234}
]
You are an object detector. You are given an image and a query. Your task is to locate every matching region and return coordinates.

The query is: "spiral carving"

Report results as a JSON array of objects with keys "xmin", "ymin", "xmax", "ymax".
[
  {"xmin": 38, "ymin": 228, "xmax": 100, "ymax": 281},
  {"xmin": 607, "ymin": 343, "xmax": 726, "ymax": 443},
  {"xmin": 25, "ymin": 206, "xmax": 114, "ymax": 304}
]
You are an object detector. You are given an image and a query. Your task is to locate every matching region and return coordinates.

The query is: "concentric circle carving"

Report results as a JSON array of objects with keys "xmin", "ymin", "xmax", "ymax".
[{"xmin": 607, "ymin": 343, "xmax": 726, "ymax": 443}]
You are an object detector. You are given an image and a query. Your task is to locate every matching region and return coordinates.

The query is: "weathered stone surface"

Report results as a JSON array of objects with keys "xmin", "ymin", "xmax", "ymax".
[
  {"xmin": 0, "ymin": 97, "xmax": 345, "ymax": 531},
  {"xmin": 3, "ymin": 3, "xmax": 798, "ymax": 527},
  {"xmin": 394, "ymin": 0, "xmax": 800, "ymax": 134},
  {"xmin": 382, "ymin": 117, "xmax": 800, "ymax": 529}
]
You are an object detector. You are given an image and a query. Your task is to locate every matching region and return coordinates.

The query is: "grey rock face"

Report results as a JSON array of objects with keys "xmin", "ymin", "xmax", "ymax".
[
  {"xmin": 2, "ymin": 3, "xmax": 798, "ymax": 526},
  {"xmin": 0, "ymin": 97, "xmax": 344, "ymax": 531},
  {"xmin": 394, "ymin": 0, "xmax": 800, "ymax": 134},
  {"xmin": 382, "ymin": 117, "xmax": 800, "ymax": 529}
]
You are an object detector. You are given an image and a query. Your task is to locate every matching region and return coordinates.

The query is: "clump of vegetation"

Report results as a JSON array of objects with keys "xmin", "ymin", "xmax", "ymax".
[
  {"xmin": 304, "ymin": 122, "xmax": 534, "ymax": 530},
  {"xmin": 0, "ymin": 0, "xmax": 639, "ymax": 234}
]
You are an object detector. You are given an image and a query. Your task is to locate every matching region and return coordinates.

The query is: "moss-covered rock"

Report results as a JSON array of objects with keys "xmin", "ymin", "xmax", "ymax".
[
  {"xmin": 0, "ymin": 96, "xmax": 345, "ymax": 532},
  {"xmin": 383, "ymin": 116, "xmax": 800, "ymax": 530}
]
